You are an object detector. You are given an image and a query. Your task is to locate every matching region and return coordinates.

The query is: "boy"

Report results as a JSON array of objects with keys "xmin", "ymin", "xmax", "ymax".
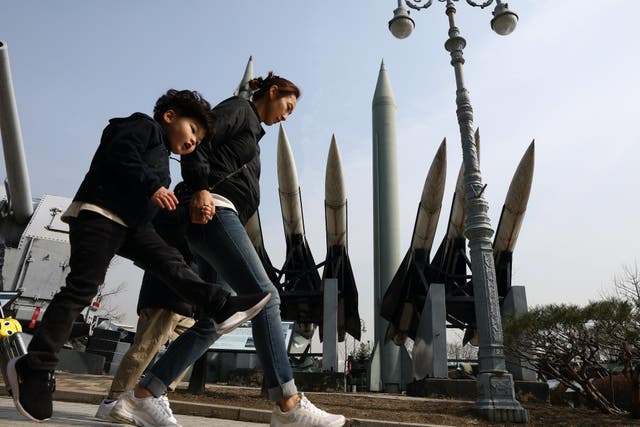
[{"xmin": 6, "ymin": 89, "xmax": 270, "ymax": 422}]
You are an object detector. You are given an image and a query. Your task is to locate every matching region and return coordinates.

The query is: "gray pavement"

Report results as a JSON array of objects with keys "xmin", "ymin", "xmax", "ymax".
[{"xmin": 0, "ymin": 396, "xmax": 268, "ymax": 427}]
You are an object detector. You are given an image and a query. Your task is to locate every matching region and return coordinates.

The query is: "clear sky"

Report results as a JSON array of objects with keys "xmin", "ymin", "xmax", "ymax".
[{"xmin": 1, "ymin": 1, "xmax": 639, "ymax": 346}]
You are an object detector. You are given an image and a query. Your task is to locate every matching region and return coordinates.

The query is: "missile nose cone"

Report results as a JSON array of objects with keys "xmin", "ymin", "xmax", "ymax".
[
  {"xmin": 325, "ymin": 135, "xmax": 345, "ymax": 206},
  {"xmin": 494, "ymin": 140, "xmax": 536, "ymax": 253},
  {"xmin": 420, "ymin": 139, "xmax": 447, "ymax": 204},
  {"xmin": 505, "ymin": 140, "xmax": 535, "ymax": 213},
  {"xmin": 235, "ymin": 56, "xmax": 254, "ymax": 100},
  {"xmin": 412, "ymin": 138, "xmax": 447, "ymax": 252},
  {"xmin": 373, "ymin": 58, "xmax": 396, "ymax": 108},
  {"xmin": 277, "ymin": 124, "xmax": 299, "ymax": 192}
]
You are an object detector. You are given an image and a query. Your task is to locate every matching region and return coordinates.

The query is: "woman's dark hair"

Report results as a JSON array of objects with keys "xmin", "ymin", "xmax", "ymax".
[
  {"xmin": 153, "ymin": 89, "xmax": 216, "ymax": 142},
  {"xmin": 249, "ymin": 72, "xmax": 301, "ymax": 101}
]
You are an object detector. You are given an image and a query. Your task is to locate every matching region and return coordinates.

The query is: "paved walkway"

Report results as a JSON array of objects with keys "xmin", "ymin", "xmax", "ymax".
[
  {"xmin": 0, "ymin": 396, "xmax": 266, "ymax": 426},
  {"xmin": 0, "ymin": 373, "xmax": 449, "ymax": 427}
]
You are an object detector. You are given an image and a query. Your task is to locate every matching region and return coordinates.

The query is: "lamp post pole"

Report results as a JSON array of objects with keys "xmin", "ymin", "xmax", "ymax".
[{"xmin": 389, "ymin": 0, "xmax": 528, "ymax": 422}]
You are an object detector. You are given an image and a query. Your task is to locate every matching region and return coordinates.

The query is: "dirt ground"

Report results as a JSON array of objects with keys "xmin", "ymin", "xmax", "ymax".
[{"xmin": 170, "ymin": 385, "xmax": 640, "ymax": 426}]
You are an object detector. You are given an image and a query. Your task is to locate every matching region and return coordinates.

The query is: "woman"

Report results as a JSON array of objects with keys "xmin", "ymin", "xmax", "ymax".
[{"xmin": 111, "ymin": 73, "xmax": 346, "ymax": 427}]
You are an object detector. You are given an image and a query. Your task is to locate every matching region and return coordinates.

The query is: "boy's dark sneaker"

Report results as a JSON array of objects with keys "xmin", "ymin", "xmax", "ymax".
[
  {"xmin": 213, "ymin": 292, "xmax": 271, "ymax": 334},
  {"xmin": 6, "ymin": 355, "xmax": 56, "ymax": 422}
]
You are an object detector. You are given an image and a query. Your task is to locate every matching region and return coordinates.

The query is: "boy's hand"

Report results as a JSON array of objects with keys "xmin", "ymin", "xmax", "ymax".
[
  {"xmin": 151, "ymin": 187, "xmax": 179, "ymax": 210},
  {"xmin": 190, "ymin": 190, "xmax": 215, "ymax": 224}
]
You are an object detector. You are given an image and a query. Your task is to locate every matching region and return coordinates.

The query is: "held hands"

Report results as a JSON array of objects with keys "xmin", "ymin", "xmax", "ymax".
[
  {"xmin": 151, "ymin": 187, "xmax": 179, "ymax": 210},
  {"xmin": 190, "ymin": 189, "xmax": 215, "ymax": 224}
]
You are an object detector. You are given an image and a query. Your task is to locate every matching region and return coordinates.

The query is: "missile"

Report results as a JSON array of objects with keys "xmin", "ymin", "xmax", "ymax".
[
  {"xmin": 493, "ymin": 141, "xmax": 535, "ymax": 296},
  {"xmin": 234, "ymin": 55, "xmax": 253, "ymax": 100},
  {"xmin": 324, "ymin": 135, "xmax": 347, "ymax": 248},
  {"xmin": 381, "ymin": 139, "xmax": 447, "ymax": 344},
  {"xmin": 277, "ymin": 124, "xmax": 303, "ymax": 238},
  {"xmin": 277, "ymin": 124, "xmax": 322, "ymax": 324},
  {"xmin": 430, "ymin": 128, "xmax": 481, "ymax": 285},
  {"xmin": 322, "ymin": 135, "xmax": 361, "ymax": 341},
  {"xmin": 411, "ymin": 138, "xmax": 448, "ymax": 257},
  {"xmin": 430, "ymin": 128, "xmax": 481, "ymax": 272},
  {"xmin": 417, "ymin": 129, "xmax": 479, "ymax": 341}
]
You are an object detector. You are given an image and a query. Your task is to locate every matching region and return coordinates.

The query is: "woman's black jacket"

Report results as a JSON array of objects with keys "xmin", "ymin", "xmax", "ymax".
[{"xmin": 180, "ymin": 97, "xmax": 264, "ymax": 225}]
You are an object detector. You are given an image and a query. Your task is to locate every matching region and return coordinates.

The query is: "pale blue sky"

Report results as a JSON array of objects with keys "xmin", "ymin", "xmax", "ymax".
[{"xmin": 1, "ymin": 1, "xmax": 639, "ymax": 345}]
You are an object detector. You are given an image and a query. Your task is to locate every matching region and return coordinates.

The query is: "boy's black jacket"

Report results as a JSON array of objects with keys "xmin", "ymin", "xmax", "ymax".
[
  {"xmin": 73, "ymin": 113, "xmax": 170, "ymax": 228},
  {"xmin": 181, "ymin": 97, "xmax": 264, "ymax": 225}
]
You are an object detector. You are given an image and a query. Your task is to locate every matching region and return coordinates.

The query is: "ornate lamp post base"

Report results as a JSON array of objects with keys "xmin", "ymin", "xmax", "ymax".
[{"xmin": 476, "ymin": 372, "xmax": 529, "ymax": 422}]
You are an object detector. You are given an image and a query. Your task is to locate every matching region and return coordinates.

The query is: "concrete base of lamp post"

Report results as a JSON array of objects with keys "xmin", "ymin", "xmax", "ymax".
[{"xmin": 475, "ymin": 372, "xmax": 530, "ymax": 422}]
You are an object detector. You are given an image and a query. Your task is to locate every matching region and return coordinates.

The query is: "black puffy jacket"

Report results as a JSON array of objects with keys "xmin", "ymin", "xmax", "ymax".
[
  {"xmin": 180, "ymin": 97, "xmax": 264, "ymax": 225},
  {"xmin": 73, "ymin": 113, "xmax": 170, "ymax": 228}
]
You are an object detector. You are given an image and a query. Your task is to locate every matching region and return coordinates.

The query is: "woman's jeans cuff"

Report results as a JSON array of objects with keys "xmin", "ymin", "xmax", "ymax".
[
  {"xmin": 268, "ymin": 379, "xmax": 297, "ymax": 403},
  {"xmin": 139, "ymin": 373, "xmax": 168, "ymax": 398}
]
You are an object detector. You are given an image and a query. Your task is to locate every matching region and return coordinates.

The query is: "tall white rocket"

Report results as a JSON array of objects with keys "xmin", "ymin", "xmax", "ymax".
[{"xmin": 371, "ymin": 60, "xmax": 402, "ymax": 392}]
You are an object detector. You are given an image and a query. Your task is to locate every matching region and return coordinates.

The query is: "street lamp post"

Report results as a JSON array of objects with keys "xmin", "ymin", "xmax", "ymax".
[{"xmin": 389, "ymin": 0, "xmax": 528, "ymax": 422}]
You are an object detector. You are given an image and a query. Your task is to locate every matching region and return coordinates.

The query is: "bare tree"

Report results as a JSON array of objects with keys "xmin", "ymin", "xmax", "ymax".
[
  {"xmin": 446, "ymin": 341, "xmax": 477, "ymax": 361},
  {"xmin": 90, "ymin": 281, "xmax": 127, "ymax": 323},
  {"xmin": 613, "ymin": 262, "xmax": 640, "ymax": 309}
]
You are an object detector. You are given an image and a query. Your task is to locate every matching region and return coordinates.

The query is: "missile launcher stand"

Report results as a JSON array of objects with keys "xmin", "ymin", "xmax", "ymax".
[{"xmin": 411, "ymin": 243, "xmax": 534, "ymax": 381}]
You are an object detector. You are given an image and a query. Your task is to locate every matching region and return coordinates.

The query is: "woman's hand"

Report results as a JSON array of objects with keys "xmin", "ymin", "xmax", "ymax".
[
  {"xmin": 151, "ymin": 187, "xmax": 179, "ymax": 210},
  {"xmin": 190, "ymin": 189, "xmax": 215, "ymax": 224}
]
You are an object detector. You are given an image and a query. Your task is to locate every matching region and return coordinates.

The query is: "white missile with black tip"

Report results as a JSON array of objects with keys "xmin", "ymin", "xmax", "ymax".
[
  {"xmin": 277, "ymin": 124, "xmax": 322, "ymax": 323},
  {"xmin": 430, "ymin": 128, "xmax": 480, "ymax": 280},
  {"xmin": 322, "ymin": 135, "xmax": 361, "ymax": 341},
  {"xmin": 381, "ymin": 139, "xmax": 447, "ymax": 344}
]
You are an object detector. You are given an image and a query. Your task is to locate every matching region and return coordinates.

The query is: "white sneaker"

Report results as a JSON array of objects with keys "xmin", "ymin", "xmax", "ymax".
[
  {"xmin": 95, "ymin": 398, "xmax": 122, "ymax": 423},
  {"xmin": 111, "ymin": 390, "xmax": 181, "ymax": 427},
  {"xmin": 270, "ymin": 393, "xmax": 345, "ymax": 427}
]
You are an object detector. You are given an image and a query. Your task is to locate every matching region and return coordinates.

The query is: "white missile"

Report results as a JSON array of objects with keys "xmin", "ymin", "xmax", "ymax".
[
  {"xmin": 494, "ymin": 141, "xmax": 535, "ymax": 254},
  {"xmin": 381, "ymin": 138, "xmax": 449, "ymax": 345},
  {"xmin": 323, "ymin": 135, "xmax": 361, "ymax": 341},
  {"xmin": 324, "ymin": 134, "xmax": 347, "ymax": 248},
  {"xmin": 276, "ymin": 124, "xmax": 321, "ymax": 326},
  {"xmin": 277, "ymin": 124, "xmax": 304, "ymax": 239},
  {"xmin": 431, "ymin": 128, "xmax": 480, "ymax": 273},
  {"xmin": 410, "ymin": 138, "xmax": 447, "ymax": 256}
]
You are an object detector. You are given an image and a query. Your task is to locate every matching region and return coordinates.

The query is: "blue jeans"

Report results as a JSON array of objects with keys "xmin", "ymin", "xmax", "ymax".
[{"xmin": 141, "ymin": 208, "xmax": 297, "ymax": 402}]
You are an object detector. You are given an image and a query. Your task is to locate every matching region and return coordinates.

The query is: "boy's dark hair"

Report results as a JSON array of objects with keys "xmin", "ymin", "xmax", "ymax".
[{"xmin": 153, "ymin": 89, "xmax": 216, "ymax": 144}]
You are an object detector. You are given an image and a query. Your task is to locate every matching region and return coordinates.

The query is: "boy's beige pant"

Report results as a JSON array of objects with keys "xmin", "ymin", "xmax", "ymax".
[{"xmin": 108, "ymin": 307, "xmax": 195, "ymax": 397}]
